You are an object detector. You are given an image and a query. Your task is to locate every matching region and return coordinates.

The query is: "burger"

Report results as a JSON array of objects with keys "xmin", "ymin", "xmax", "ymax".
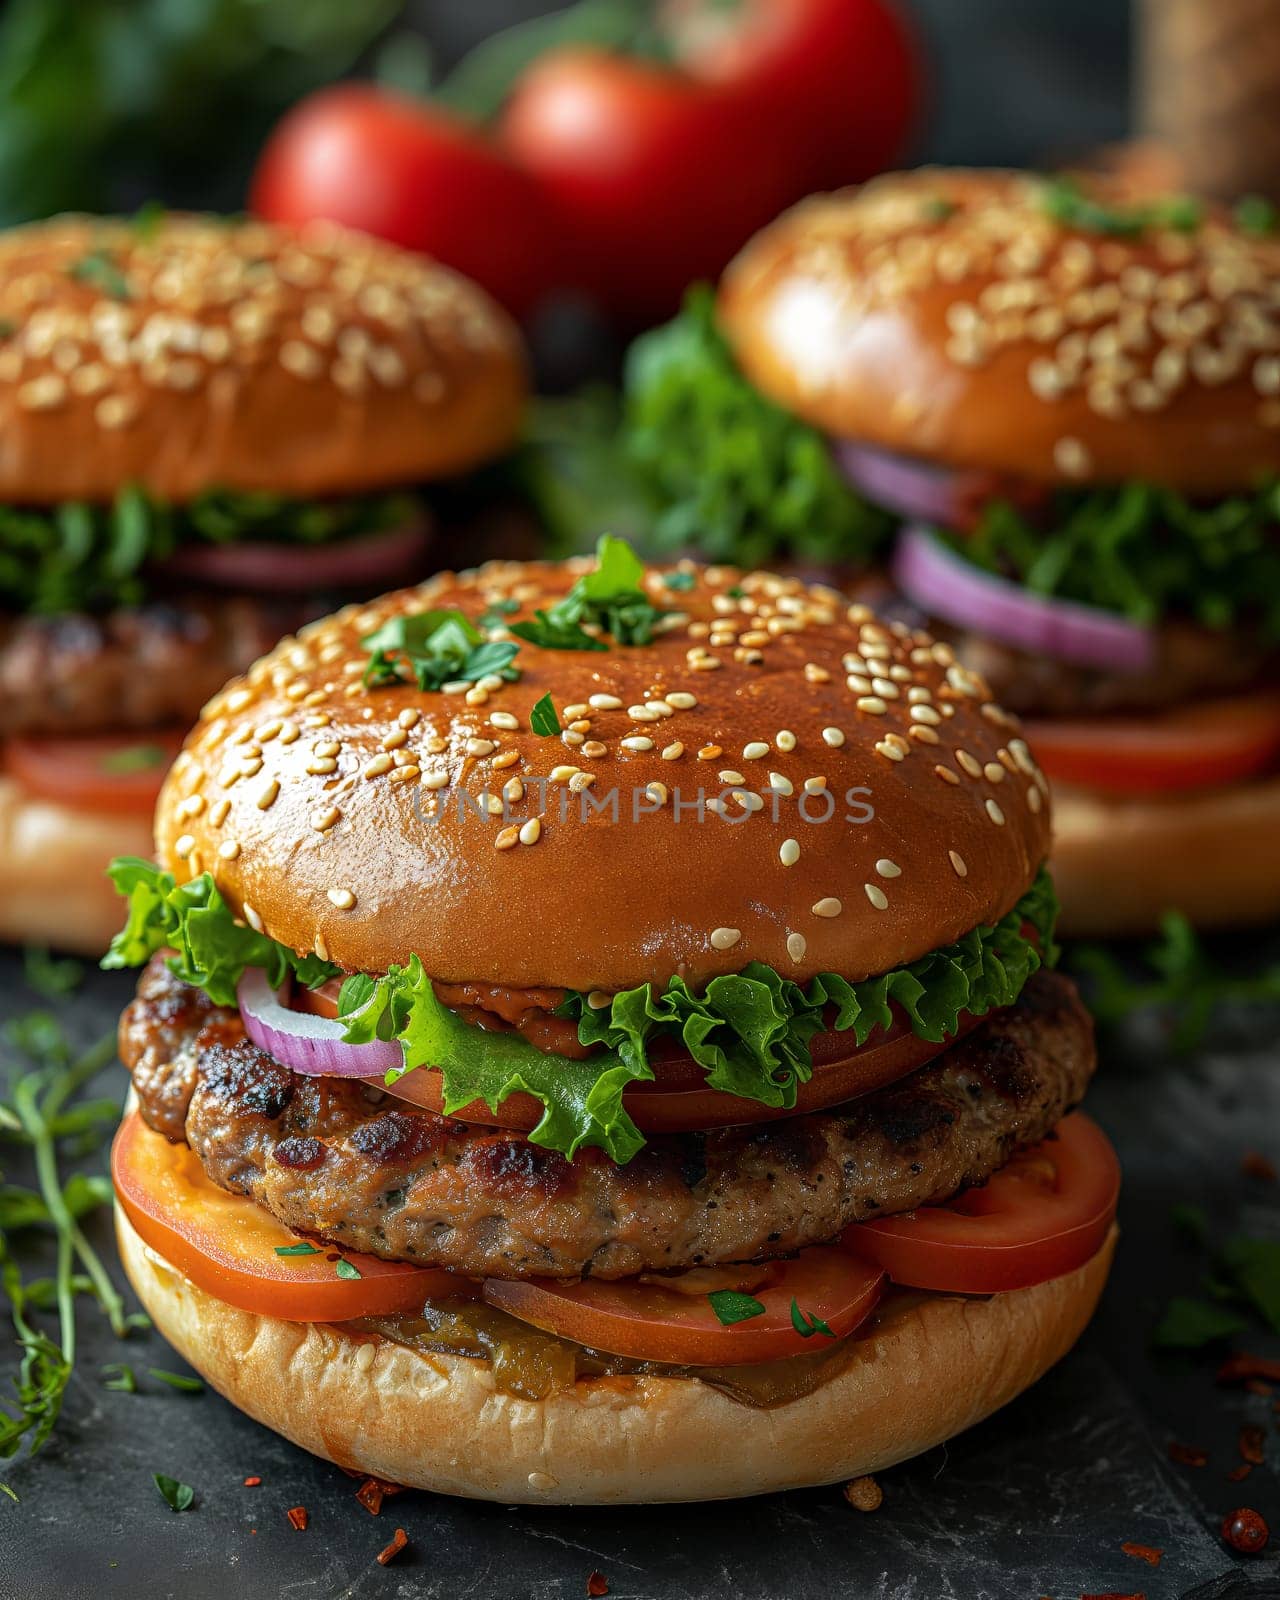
[
  {"xmin": 626, "ymin": 169, "xmax": 1280, "ymax": 934},
  {"xmin": 0, "ymin": 211, "xmax": 524, "ymax": 953},
  {"xmin": 104, "ymin": 541, "xmax": 1117, "ymax": 1503}
]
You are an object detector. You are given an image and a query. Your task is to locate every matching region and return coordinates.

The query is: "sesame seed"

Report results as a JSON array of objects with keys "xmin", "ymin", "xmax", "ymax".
[
  {"xmin": 949, "ymin": 850, "xmax": 968, "ymax": 877},
  {"xmin": 812, "ymin": 898, "xmax": 843, "ymax": 918},
  {"xmin": 628, "ymin": 706, "xmax": 659, "ymax": 722},
  {"xmin": 581, "ymin": 741, "xmax": 607, "ymax": 758},
  {"xmin": 243, "ymin": 904, "xmax": 264, "ymax": 934},
  {"xmin": 803, "ymin": 776, "xmax": 827, "ymax": 793},
  {"xmin": 909, "ymin": 724, "xmax": 940, "ymax": 745},
  {"xmin": 561, "ymin": 730, "xmax": 585, "ymax": 747},
  {"xmin": 775, "ymin": 730, "xmax": 797, "ymax": 752},
  {"xmin": 847, "ymin": 674, "xmax": 872, "ymax": 693},
  {"xmin": 492, "ymin": 749, "xmax": 520, "ymax": 770},
  {"xmin": 875, "ymin": 858, "xmax": 901, "ymax": 878},
  {"xmin": 864, "ymin": 884, "xmax": 889, "ymax": 911},
  {"xmin": 662, "ymin": 742, "xmax": 683, "ymax": 760},
  {"xmin": 644, "ymin": 781, "xmax": 669, "ymax": 805},
  {"xmin": 768, "ymin": 772, "xmax": 794, "ymax": 796},
  {"xmin": 422, "ymin": 770, "xmax": 450, "ymax": 791},
  {"xmin": 985, "ymin": 798, "xmax": 1006, "ymax": 826},
  {"xmin": 312, "ymin": 807, "xmax": 340, "ymax": 832},
  {"xmin": 588, "ymin": 694, "xmax": 622, "ymax": 710},
  {"xmin": 875, "ymin": 739, "xmax": 906, "ymax": 762},
  {"xmin": 911, "ymin": 703, "xmax": 941, "ymax": 725},
  {"xmin": 568, "ymin": 772, "xmax": 596, "ymax": 793},
  {"xmin": 490, "ymin": 711, "xmax": 519, "ymax": 731},
  {"xmin": 327, "ymin": 887, "xmax": 356, "ymax": 910},
  {"xmin": 857, "ymin": 696, "xmax": 888, "ymax": 715},
  {"xmin": 698, "ymin": 745, "xmax": 723, "ymax": 760},
  {"xmin": 821, "ymin": 727, "xmax": 845, "ymax": 748},
  {"xmin": 495, "ymin": 825, "xmax": 519, "ymax": 850},
  {"xmin": 779, "ymin": 838, "xmax": 800, "ymax": 867},
  {"xmin": 209, "ymin": 799, "xmax": 231, "ymax": 826},
  {"xmin": 519, "ymin": 817, "xmax": 542, "ymax": 845},
  {"xmin": 666, "ymin": 692, "xmax": 697, "ymax": 710},
  {"xmin": 983, "ymin": 762, "xmax": 1005, "ymax": 783},
  {"xmin": 621, "ymin": 736, "xmax": 654, "ymax": 752},
  {"xmin": 586, "ymin": 990, "xmax": 611, "ymax": 1010},
  {"xmin": 719, "ymin": 769, "xmax": 745, "ymax": 785},
  {"xmin": 549, "ymin": 765, "xmax": 579, "ymax": 783},
  {"xmin": 398, "ymin": 708, "xmax": 421, "ymax": 730},
  {"xmin": 380, "ymin": 729, "xmax": 408, "ymax": 751},
  {"xmin": 174, "ymin": 833, "xmax": 196, "ymax": 859},
  {"xmin": 465, "ymin": 738, "xmax": 496, "ymax": 758},
  {"xmin": 955, "ymin": 750, "xmax": 983, "ymax": 778},
  {"xmin": 503, "ymin": 777, "xmax": 524, "ymax": 803},
  {"xmin": 363, "ymin": 754, "xmax": 393, "ymax": 779},
  {"xmin": 1027, "ymin": 785, "xmax": 1044, "ymax": 814},
  {"xmin": 255, "ymin": 778, "xmax": 280, "ymax": 810},
  {"xmin": 218, "ymin": 840, "xmax": 241, "ymax": 861},
  {"xmin": 742, "ymin": 741, "xmax": 770, "ymax": 761},
  {"xmin": 710, "ymin": 927, "xmax": 741, "ymax": 951}
]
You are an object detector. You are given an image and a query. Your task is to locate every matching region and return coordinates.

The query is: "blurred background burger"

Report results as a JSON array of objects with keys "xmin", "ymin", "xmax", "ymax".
[{"xmin": 0, "ymin": 211, "xmax": 524, "ymax": 953}]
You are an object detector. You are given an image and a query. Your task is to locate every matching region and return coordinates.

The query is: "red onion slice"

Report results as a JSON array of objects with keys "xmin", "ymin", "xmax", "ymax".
[
  {"xmin": 892, "ymin": 523, "xmax": 1157, "ymax": 674},
  {"xmin": 832, "ymin": 441, "xmax": 975, "ymax": 526},
  {"xmin": 161, "ymin": 519, "xmax": 432, "ymax": 593},
  {"xmin": 237, "ymin": 969, "xmax": 403, "ymax": 1078}
]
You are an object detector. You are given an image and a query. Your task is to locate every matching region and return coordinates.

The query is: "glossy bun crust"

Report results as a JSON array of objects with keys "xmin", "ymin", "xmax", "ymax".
[
  {"xmin": 154, "ymin": 558, "xmax": 1051, "ymax": 992},
  {"xmin": 0, "ymin": 214, "xmax": 526, "ymax": 504},
  {"xmin": 719, "ymin": 169, "xmax": 1280, "ymax": 493},
  {"xmin": 117, "ymin": 1205, "xmax": 1115, "ymax": 1505}
]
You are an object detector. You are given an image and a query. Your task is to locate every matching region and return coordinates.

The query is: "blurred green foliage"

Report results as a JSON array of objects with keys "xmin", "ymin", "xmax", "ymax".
[{"xmin": 0, "ymin": 0, "xmax": 401, "ymax": 223}]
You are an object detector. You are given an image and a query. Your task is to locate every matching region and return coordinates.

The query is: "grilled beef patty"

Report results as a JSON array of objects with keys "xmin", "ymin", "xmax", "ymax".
[
  {"xmin": 120, "ymin": 958, "xmax": 1095, "ymax": 1280},
  {"xmin": 0, "ymin": 595, "xmax": 301, "ymax": 738}
]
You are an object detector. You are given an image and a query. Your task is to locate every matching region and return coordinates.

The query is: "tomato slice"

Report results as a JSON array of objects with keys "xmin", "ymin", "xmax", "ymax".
[
  {"xmin": 111, "ymin": 1110, "xmax": 467, "ymax": 1320},
  {"xmin": 483, "ymin": 1248, "xmax": 883, "ymax": 1366},
  {"xmin": 8, "ymin": 729, "xmax": 185, "ymax": 815},
  {"xmin": 1025, "ymin": 692, "xmax": 1280, "ymax": 797},
  {"xmin": 841, "ymin": 1113, "xmax": 1120, "ymax": 1294}
]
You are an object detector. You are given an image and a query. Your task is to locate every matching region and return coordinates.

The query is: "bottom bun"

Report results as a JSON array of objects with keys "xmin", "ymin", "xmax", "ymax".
[
  {"xmin": 1051, "ymin": 774, "xmax": 1280, "ymax": 936},
  {"xmin": 116, "ymin": 1205, "xmax": 1116, "ymax": 1505},
  {"xmin": 0, "ymin": 776, "xmax": 151, "ymax": 954}
]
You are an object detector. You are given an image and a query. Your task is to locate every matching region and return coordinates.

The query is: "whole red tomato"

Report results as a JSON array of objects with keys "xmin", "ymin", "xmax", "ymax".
[
  {"xmin": 660, "ymin": 0, "xmax": 921, "ymax": 190},
  {"xmin": 499, "ymin": 48, "xmax": 793, "ymax": 324},
  {"xmin": 250, "ymin": 85, "xmax": 556, "ymax": 317}
]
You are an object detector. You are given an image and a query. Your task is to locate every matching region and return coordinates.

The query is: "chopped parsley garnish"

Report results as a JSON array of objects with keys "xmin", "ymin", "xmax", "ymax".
[
  {"xmin": 509, "ymin": 534, "xmax": 672, "ymax": 651},
  {"xmin": 361, "ymin": 608, "xmax": 519, "ymax": 691},
  {"xmin": 661, "ymin": 570, "xmax": 696, "ymax": 591},
  {"xmin": 529, "ymin": 692, "xmax": 561, "ymax": 736},
  {"xmin": 273, "ymin": 1242, "xmax": 322, "ymax": 1257},
  {"xmin": 101, "ymin": 1363, "xmax": 138, "ymax": 1393},
  {"xmin": 1153, "ymin": 1208, "xmax": 1280, "ymax": 1350},
  {"xmin": 953, "ymin": 480, "xmax": 1280, "ymax": 636},
  {"xmin": 790, "ymin": 1300, "xmax": 836, "ymax": 1339},
  {"xmin": 106, "ymin": 857, "xmax": 1057, "ymax": 1166},
  {"xmin": 153, "ymin": 1473, "xmax": 195, "ymax": 1512},
  {"xmin": 148, "ymin": 1369, "xmax": 204, "ymax": 1394},
  {"xmin": 68, "ymin": 248, "xmax": 130, "ymax": 300},
  {"xmin": 99, "ymin": 744, "xmax": 168, "ymax": 776},
  {"xmin": 1235, "ymin": 194, "xmax": 1278, "ymax": 236},
  {"xmin": 707, "ymin": 1290, "xmax": 766, "ymax": 1326},
  {"xmin": 1039, "ymin": 176, "xmax": 1203, "ymax": 236},
  {"xmin": 334, "ymin": 1259, "xmax": 362, "ymax": 1281},
  {"xmin": 921, "ymin": 197, "xmax": 957, "ymax": 222}
]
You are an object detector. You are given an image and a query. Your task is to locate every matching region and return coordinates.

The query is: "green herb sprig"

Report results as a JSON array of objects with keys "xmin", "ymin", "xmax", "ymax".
[
  {"xmin": 0, "ymin": 1020, "xmax": 137, "ymax": 1466},
  {"xmin": 1154, "ymin": 1213, "xmax": 1280, "ymax": 1349},
  {"xmin": 1039, "ymin": 176, "xmax": 1203, "ymax": 236},
  {"xmin": 1069, "ymin": 912, "xmax": 1280, "ymax": 1052}
]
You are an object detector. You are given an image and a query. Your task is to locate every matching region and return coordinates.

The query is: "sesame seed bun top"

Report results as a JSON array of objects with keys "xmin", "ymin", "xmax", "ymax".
[
  {"xmin": 718, "ymin": 168, "xmax": 1280, "ymax": 494},
  {"xmin": 153, "ymin": 558, "xmax": 1051, "ymax": 993},
  {"xmin": 0, "ymin": 213, "xmax": 526, "ymax": 506}
]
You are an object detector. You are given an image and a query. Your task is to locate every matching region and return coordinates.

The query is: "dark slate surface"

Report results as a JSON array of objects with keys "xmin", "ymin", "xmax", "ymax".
[{"xmin": 0, "ymin": 956, "xmax": 1278, "ymax": 1600}]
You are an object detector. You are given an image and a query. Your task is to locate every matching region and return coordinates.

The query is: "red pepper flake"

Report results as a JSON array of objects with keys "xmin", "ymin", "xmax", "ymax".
[
  {"xmin": 1221, "ymin": 1507, "xmax": 1269, "ymax": 1554},
  {"xmin": 1228, "ymin": 1463, "xmax": 1253, "ymax": 1483},
  {"xmin": 1239, "ymin": 1424, "xmax": 1266, "ymax": 1465},
  {"xmin": 354, "ymin": 1475, "xmax": 405, "ymax": 1515},
  {"xmin": 1120, "ymin": 1543, "xmax": 1162, "ymax": 1568},
  {"xmin": 286, "ymin": 1506, "xmax": 308, "ymax": 1532},
  {"xmin": 1167, "ymin": 1441, "xmax": 1208, "ymax": 1467},
  {"xmin": 242, "ymin": 1476, "xmax": 261, "ymax": 1488},
  {"xmin": 1241, "ymin": 1150, "xmax": 1277, "ymax": 1182},
  {"xmin": 1217, "ymin": 1353, "xmax": 1280, "ymax": 1386},
  {"xmin": 586, "ymin": 1574, "xmax": 609, "ymax": 1598},
  {"xmin": 376, "ymin": 1528, "xmax": 408, "ymax": 1566}
]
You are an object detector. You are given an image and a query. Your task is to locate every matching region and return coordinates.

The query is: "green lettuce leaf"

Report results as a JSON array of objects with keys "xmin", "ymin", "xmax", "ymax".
[
  {"xmin": 101, "ymin": 859, "xmax": 339, "ymax": 1007},
  {"xmin": 0, "ymin": 485, "xmax": 416, "ymax": 616},
  {"xmin": 622, "ymin": 286, "xmax": 893, "ymax": 567},
  {"xmin": 104, "ymin": 855, "xmax": 1057, "ymax": 1165},
  {"xmin": 954, "ymin": 479, "xmax": 1280, "ymax": 636}
]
